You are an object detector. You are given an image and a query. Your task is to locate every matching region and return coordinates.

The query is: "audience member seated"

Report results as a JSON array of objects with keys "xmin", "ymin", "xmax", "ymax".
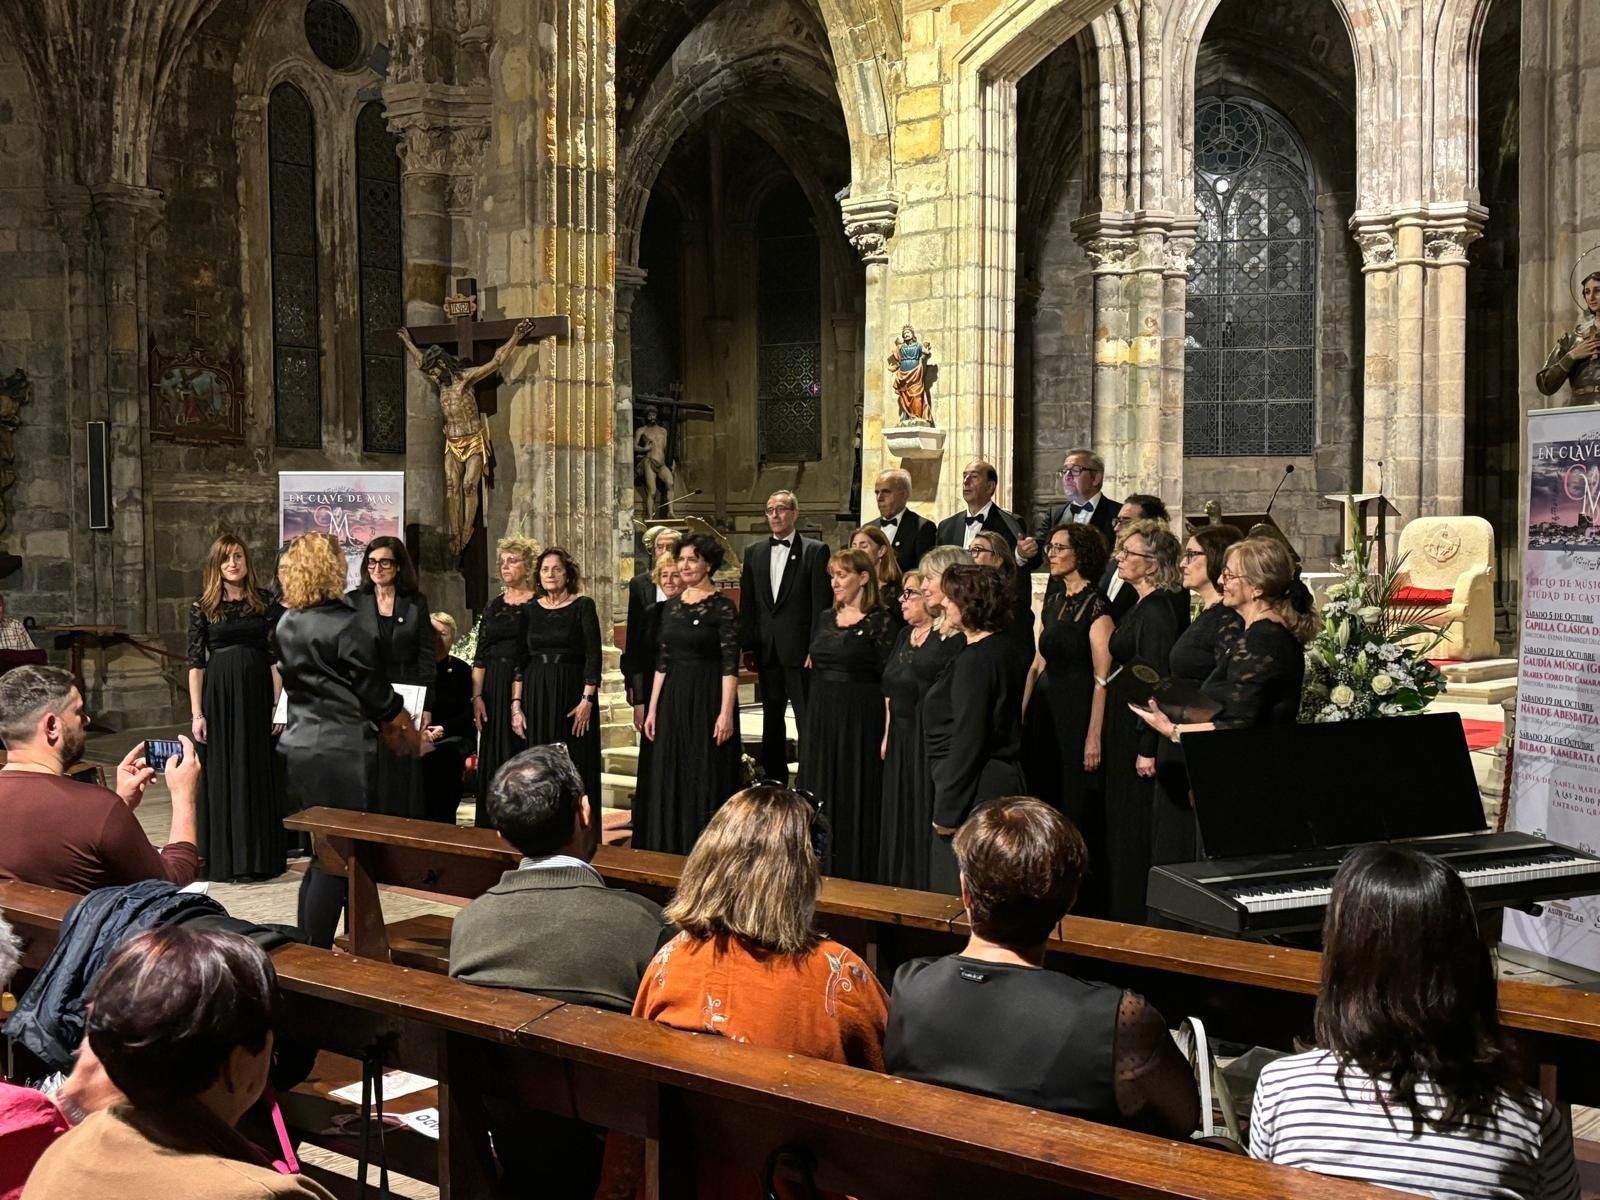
[
  {"xmin": 885, "ymin": 796, "xmax": 1199, "ymax": 1137},
  {"xmin": 596, "ymin": 785, "xmax": 890, "ymax": 1199},
  {"xmin": 0, "ymin": 594, "xmax": 36, "ymax": 652},
  {"xmin": 21, "ymin": 926, "xmax": 332, "ymax": 1200},
  {"xmin": 450, "ymin": 743, "xmax": 671, "ymax": 1008},
  {"xmin": 0, "ymin": 666, "xmax": 199, "ymax": 892},
  {"xmin": 1250, "ymin": 845, "xmax": 1579, "ymax": 1200}
]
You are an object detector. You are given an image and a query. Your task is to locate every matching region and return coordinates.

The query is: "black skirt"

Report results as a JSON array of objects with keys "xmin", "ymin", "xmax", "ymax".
[
  {"xmin": 198, "ymin": 645, "xmax": 285, "ymax": 880},
  {"xmin": 877, "ymin": 712, "xmax": 931, "ymax": 889},
  {"xmin": 474, "ymin": 658, "xmax": 526, "ymax": 827},
  {"xmin": 521, "ymin": 660, "xmax": 603, "ymax": 813},
  {"xmin": 642, "ymin": 658, "xmax": 742, "ymax": 854},
  {"xmin": 800, "ymin": 674, "xmax": 887, "ymax": 882}
]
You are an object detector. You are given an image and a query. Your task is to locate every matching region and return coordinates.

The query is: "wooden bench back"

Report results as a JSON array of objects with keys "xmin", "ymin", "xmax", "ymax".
[{"xmin": 0, "ymin": 879, "xmax": 1418, "ymax": 1200}]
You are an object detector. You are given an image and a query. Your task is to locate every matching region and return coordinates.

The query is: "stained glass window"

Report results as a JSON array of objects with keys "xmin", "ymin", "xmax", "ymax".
[
  {"xmin": 756, "ymin": 184, "xmax": 822, "ymax": 463},
  {"xmin": 269, "ymin": 83, "xmax": 323, "ymax": 450},
  {"xmin": 304, "ymin": 0, "xmax": 362, "ymax": 71},
  {"xmin": 356, "ymin": 103, "xmax": 405, "ymax": 455},
  {"xmin": 1185, "ymin": 96, "xmax": 1316, "ymax": 456}
]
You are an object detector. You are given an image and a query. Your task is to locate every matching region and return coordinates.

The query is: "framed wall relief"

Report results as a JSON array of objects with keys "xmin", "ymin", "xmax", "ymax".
[{"xmin": 148, "ymin": 336, "xmax": 246, "ymax": 445}]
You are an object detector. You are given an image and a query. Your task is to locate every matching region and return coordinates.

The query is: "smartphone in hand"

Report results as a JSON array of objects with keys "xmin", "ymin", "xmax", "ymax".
[{"xmin": 144, "ymin": 738, "xmax": 184, "ymax": 772}]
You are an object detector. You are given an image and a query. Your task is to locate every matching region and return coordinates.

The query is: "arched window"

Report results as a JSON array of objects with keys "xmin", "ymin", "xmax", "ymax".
[
  {"xmin": 756, "ymin": 183, "xmax": 822, "ymax": 464},
  {"xmin": 1185, "ymin": 96, "xmax": 1316, "ymax": 456},
  {"xmin": 268, "ymin": 83, "xmax": 323, "ymax": 449},
  {"xmin": 356, "ymin": 103, "xmax": 404, "ymax": 454}
]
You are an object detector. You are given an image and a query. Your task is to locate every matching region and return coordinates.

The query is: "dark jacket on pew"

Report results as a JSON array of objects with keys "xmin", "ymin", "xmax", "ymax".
[{"xmin": 448, "ymin": 862, "xmax": 672, "ymax": 1010}]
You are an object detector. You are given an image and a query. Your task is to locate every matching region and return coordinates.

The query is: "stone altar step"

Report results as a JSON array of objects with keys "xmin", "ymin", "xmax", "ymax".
[
  {"xmin": 1439, "ymin": 658, "xmax": 1519, "ymax": 684},
  {"xmin": 1442, "ymin": 676, "xmax": 1519, "ymax": 704}
]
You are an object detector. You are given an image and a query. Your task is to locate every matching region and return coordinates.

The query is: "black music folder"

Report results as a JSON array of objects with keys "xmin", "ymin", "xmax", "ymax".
[{"xmin": 1183, "ymin": 711, "xmax": 1485, "ymax": 860}]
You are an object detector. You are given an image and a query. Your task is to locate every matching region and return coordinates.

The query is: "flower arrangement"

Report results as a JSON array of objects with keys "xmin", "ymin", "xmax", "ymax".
[{"xmin": 1300, "ymin": 500, "xmax": 1446, "ymax": 722}]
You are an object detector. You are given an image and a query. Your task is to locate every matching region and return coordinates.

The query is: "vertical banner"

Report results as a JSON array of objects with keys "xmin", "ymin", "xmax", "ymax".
[
  {"xmin": 1504, "ymin": 403, "xmax": 1600, "ymax": 970},
  {"xmin": 278, "ymin": 471, "xmax": 406, "ymax": 592}
]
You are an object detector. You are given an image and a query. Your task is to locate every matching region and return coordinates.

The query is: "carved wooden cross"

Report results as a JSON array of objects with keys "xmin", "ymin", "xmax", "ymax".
[
  {"xmin": 402, "ymin": 277, "xmax": 570, "ymax": 414},
  {"xmin": 182, "ymin": 305, "xmax": 207, "ymax": 348}
]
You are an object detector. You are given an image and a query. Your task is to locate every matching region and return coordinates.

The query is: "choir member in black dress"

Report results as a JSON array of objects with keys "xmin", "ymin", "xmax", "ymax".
[
  {"xmin": 1021, "ymin": 524, "xmax": 1113, "ymax": 841},
  {"xmin": 800, "ymin": 548, "xmax": 898, "ymax": 880},
  {"xmin": 512, "ymin": 547, "xmax": 603, "ymax": 810},
  {"xmin": 1132, "ymin": 535, "xmax": 1314, "ymax": 756},
  {"xmin": 624, "ymin": 527, "xmax": 682, "ymax": 663},
  {"xmin": 969, "ymin": 530, "xmax": 1035, "ymax": 685},
  {"xmin": 849, "ymin": 526, "xmax": 905, "ymax": 626},
  {"xmin": 421, "ymin": 612, "xmax": 475, "ymax": 824},
  {"xmin": 276, "ymin": 534, "xmax": 419, "ymax": 946},
  {"xmin": 923, "ymin": 564, "xmax": 1026, "ymax": 894},
  {"xmin": 1101, "ymin": 520, "xmax": 1183, "ymax": 924},
  {"xmin": 472, "ymin": 536, "xmax": 537, "ymax": 826},
  {"xmin": 186, "ymin": 535, "xmax": 284, "ymax": 882},
  {"xmin": 1148, "ymin": 525, "xmax": 1244, "ymax": 870},
  {"xmin": 350, "ymin": 537, "xmax": 433, "ymax": 820},
  {"xmin": 642, "ymin": 534, "xmax": 742, "ymax": 853},
  {"xmin": 877, "ymin": 566, "xmax": 964, "ymax": 889},
  {"xmin": 623, "ymin": 552, "xmax": 682, "ymax": 842}
]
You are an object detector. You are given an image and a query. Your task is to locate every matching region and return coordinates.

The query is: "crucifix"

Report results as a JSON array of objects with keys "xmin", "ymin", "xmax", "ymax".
[
  {"xmin": 397, "ymin": 278, "xmax": 570, "ymax": 562},
  {"xmin": 182, "ymin": 305, "xmax": 207, "ymax": 350}
]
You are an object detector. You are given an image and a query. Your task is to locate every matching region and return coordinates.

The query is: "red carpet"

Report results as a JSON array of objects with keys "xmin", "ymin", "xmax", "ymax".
[{"xmin": 1461, "ymin": 719, "xmax": 1503, "ymax": 752}]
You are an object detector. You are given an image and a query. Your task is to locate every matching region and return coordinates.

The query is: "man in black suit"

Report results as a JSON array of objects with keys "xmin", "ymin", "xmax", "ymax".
[
  {"xmin": 935, "ymin": 459, "xmax": 1028, "ymax": 554},
  {"xmin": 738, "ymin": 490, "xmax": 830, "ymax": 783},
  {"xmin": 869, "ymin": 468, "xmax": 935, "ymax": 573},
  {"xmin": 1025, "ymin": 448, "xmax": 1119, "ymax": 571}
]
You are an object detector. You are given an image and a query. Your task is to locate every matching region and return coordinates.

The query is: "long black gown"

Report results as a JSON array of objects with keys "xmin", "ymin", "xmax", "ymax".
[
  {"xmin": 878, "ymin": 625, "xmax": 965, "ymax": 890},
  {"xmin": 1029, "ymin": 585, "xmax": 1113, "ymax": 828},
  {"xmin": 641, "ymin": 592, "xmax": 742, "ymax": 855},
  {"xmin": 422, "ymin": 653, "xmax": 475, "ymax": 824},
  {"xmin": 1151, "ymin": 601, "xmax": 1242, "ymax": 869},
  {"xmin": 353, "ymin": 588, "xmax": 434, "ymax": 821},
  {"xmin": 924, "ymin": 632, "xmax": 1026, "ymax": 894},
  {"xmin": 622, "ymin": 594, "xmax": 667, "ymax": 834},
  {"xmin": 188, "ymin": 592, "xmax": 284, "ymax": 881},
  {"xmin": 1102, "ymin": 589, "xmax": 1181, "ymax": 924},
  {"xmin": 520, "ymin": 597, "xmax": 604, "ymax": 810},
  {"xmin": 800, "ymin": 606, "xmax": 898, "ymax": 881},
  {"xmin": 473, "ymin": 594, "xmax": 530, "ymax": 826}
]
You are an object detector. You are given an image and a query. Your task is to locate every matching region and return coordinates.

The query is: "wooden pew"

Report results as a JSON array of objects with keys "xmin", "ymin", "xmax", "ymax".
[
  {"xmin": 285, "ymin": 806, "xmax": 1600, "ymax": 1105},
  {"xmin": 0, "ymin": 879, "xmax": 1420, "ymax": 1200}
]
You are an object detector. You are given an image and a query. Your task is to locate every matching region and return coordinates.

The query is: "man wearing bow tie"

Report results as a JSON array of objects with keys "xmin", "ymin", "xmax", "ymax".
[
  {"xmin": 870, "ymin": 468, "xmax": 935, "ymax": 573},
  {"xmin": 738, "ymin": 490, "xmax": 831, "ymax": 783},
  {"xmin": 1024, "ymin": 449, "xmax": 1119, "ymax": 572},
  {"xmin": 935, "ymin": 459, "xmax": 1028, "ymax": 553}
]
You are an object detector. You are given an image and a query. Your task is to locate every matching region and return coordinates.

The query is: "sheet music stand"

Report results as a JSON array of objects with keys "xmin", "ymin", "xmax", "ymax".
[{"xmin": 1325, "ymin": 493, "xmax": 1401, "ymax": 575}]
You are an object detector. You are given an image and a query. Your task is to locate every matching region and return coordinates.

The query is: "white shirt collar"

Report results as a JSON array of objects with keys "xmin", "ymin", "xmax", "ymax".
[
  {"xmin": 517, "ymin": 852, "xmax": 604, "ymax": 879},
  {"xmin": 967, "ymin": 501, "xmax": 994, "ymax": 521}
]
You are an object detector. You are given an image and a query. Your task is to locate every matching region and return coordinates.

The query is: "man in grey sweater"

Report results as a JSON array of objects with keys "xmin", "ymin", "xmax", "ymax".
[{"xmin": 449, "ymin": 743, "xmax": 671, "ymax": 1011}]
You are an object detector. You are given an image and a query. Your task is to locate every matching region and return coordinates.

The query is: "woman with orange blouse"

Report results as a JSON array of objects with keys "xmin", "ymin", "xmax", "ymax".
[{"xmin": 596, "ymin": 785, "xmax": 889, "ymax": 1199}]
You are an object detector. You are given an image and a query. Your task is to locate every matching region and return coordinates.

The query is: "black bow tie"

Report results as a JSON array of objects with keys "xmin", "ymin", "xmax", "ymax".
[
  {"xmin": 965, "ymin": 514, "xmax": 985, "ymax": 526},
  {"xmin": 770, "ymin": 538, "xmax": 792, "ymax": 549},
  {"xmin": 881, "ymin": 516, "xmax": 899, "ymax": 528},
  {"xmin": 1070, "ymin": 502, "xmax": 1089, "ymax": 514}
]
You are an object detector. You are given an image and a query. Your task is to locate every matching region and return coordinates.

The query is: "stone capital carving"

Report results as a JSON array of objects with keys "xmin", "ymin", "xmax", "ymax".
[
  {"xmin": 1356, "ymin": 231, "xmax": 1396, "ymax": 270},
  {"xmin": 840, "ymin": 194, "xmax": 899, "ymax": 264},
  {"xmin": 1163, "ymin": 236, "xmax": 1196, "ymax": 277},
  {"xmin": 1082, "ymin": 236, "xmax": 1139, "ymax": 272},
  {"xmin": 1423, "ymin": 226, "xmax": 1482, "ymax": 266},
  {"xmin": 383, "ymin": 83, "xmax": 492, "ymax": 179}
]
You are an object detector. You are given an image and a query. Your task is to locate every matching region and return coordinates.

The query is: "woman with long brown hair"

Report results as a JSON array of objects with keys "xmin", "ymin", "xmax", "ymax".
[
  {"xmin": 186, "ymin": 535, "xmax": 284, "ymax": 882},
  {"xmin": 849, "ymin": 525, "xmax": 903, "ymax": 623}
]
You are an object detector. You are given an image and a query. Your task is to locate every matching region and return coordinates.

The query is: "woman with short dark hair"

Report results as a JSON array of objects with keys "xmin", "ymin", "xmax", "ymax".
[
  {"xmin": 22, "ymin": 926, "xmax": 333, "ymax": 1199},
  {"xmin": 968, "ymin": 529, "xmax": 1034, "ymax": 682},
  {"xmin": 352, "ymin": 536, "xmax": 433, "ymax": 819},
  {"xmin": 922, "ymin": 564, "xmax": 1026, "ymax": 893},
  {"xmin": 1251, "ymin": 846, "xmax": 1578, "ymax": 1200},
  {"xmin": 640, "ymin": 534, "xmax": 741, "ymax": 853},
  {"xmin": 887, "ymin": 797, "xmax": 1198, "ymax": 1138},
  {"xmin": 511, "ymin": 547, "xmax": 603, "ymax": 811}
]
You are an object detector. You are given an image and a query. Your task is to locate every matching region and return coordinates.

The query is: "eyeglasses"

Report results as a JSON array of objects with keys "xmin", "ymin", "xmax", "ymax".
[
  {"xmin": 368, "ymin": 558, "xmax": 397, "ymax": 570},
  {"xmin": 1218, "ymin": 567, "xmax": 1244, "ymax": 582},
  {"xmin": 1059, "ymin": 466, "xmax": 1098, "ymax": 478},
  {"xmin": 1178, "ymin": 550, "xmax": 1205, "ymax": 563},
  {"xmin": 1116, "ymin": 548, "xmax": 1155, "ymax": 561},
  {"xmin": 764, "ymin": 506, "xmax": 795, "ymax": 516},
  {"xmin": 1111, "ymin": 516, "xmax": 1134, "ymax": 529},
  {"xmin": 1044, "ymin": 543, "xmax": 1073, "ymax": 556}
]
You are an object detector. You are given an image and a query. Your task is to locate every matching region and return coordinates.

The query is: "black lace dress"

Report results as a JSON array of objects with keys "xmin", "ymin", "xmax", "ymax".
[
  {"xmin": 472, "ymin": 594, "xmax": 531, "ymax": 827},
  {"xmin": 1203, "ymin": 619, "xmax": 1307, "ymax": 729},
  {"xmin": 1027, "ymin": 585, "xmax": 1113, "ymax": 830},
  {"xmin": 642, "ymin": 592, "xmax": 742, "ymax": 854},
  {"xmin": 1101, "ymin": 590, "xmax": 1181, "ymax": 924},
  {"xmin": 187, "ymin": 592, "xmax": 284, "ymax": 881},
  {"xmin": 1151, "ymin": 601, "xmax": 1242, "ymax": 869},
  {"xmin": 521, "ymin": 597, "xmax": 604, "ymax": 811},
  {"xmin": 800, "ymin": 606, "xmax": 898, "ymax": 881},
  {"xmin": 878, "ymin": 626, "xmax": 965, "ymax": 890}
]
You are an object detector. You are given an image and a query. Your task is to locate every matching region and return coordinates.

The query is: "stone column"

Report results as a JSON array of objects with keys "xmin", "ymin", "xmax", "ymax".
[
  {"xmin": 1354, "ymin": 223, "xmax": 1398, "ymax": 513},
  {"xmin": 386, "ymin": 84, "xmax": 490, "ymax": 617},
  {"xmin": 1075, "ymin": 225, "xmax": 1137, "ymax": 500},
  {"xmin": 1392, "ymin": 216, "xmax": 1427, "ymax": 530},
  {"xmin": 613, "ymin": 263, "xmax": 646, "ymax": 608},
  {"xmin": 841, "ymin": 194, "xmax": 899, "ymax": 515},
  {"xmin": 1159, "ymin": 227, "xmax": 1197, "ymax": 515},
  {"xmin": 47, "ymin": 185, "xmax": 100, "ymax": 626},
  {"xmin": 1422, "ymin": 222, "xmax": 1482, "ymax": 517}
]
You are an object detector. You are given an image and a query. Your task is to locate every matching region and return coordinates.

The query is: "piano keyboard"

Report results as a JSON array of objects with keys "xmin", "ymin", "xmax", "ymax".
[{"xmin": 1148, "ymin": 833, "xmax": 1600, "ymax": 935}]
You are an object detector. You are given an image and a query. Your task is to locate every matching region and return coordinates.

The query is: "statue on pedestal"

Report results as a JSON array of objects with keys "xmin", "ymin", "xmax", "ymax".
[
  {"xmin": 635, "ymin": 404, "xmax": 675, "ymax": 517},
  {"xmin": 1537, "ymin": 264, "xmax": 1600, "ymax": 405},
  {"xmin": 888, "ymin": 325, "xmax": 933, "ymax": 424}
]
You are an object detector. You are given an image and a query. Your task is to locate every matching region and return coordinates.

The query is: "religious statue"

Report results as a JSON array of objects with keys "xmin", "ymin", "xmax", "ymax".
[
  {"xmin": 398, "ymin": 318, "xmax": 535, "ymax": 557},
  {"xmin": 888, "ymin": 325, "xmax": 933, "ymax": 424},
  {"xmin": 635, "ymin": 404, "xmax": 676, "ymax": 517},
  {"xmin": 1536, "ymin": 268, "xmax": 1600, "ymax": 404}
]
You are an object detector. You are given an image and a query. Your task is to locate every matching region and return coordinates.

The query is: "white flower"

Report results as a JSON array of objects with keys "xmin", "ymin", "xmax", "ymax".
[
  {"xmin": 1358, "ymin": 605, "xmax": 1382, "ymax": 623},
  {"xmin": 1326, "ymin": 583, "xmax": 1347, "ymax": 600},
  {"xmin": 1331, "ymin": 685, "xmax": 1355, "ymax": 707},
  {"xmin": 1371, "ymin": 673, "xmax": 1394, "ymax": 695}
]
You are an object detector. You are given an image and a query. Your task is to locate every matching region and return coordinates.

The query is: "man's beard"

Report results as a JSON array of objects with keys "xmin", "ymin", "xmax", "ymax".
[{"xmin": 60, "ymin": 724, "xmax": 86, "ymax": 770}]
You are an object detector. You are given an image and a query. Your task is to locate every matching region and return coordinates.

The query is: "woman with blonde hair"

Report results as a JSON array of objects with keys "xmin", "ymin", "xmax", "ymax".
[
  {"xmin": 1100, "ymin": 518, "xmax": 1183, "ymax": 923},
  {"xmin": 596, "ymin": 786, "xmax": 889, "ymax": 1199},
  {"xmin": 186, "ymin": 535, "xmax": 284, "ymax": 881},
  {"xmin": 471, "ymin": 534, "xmax": 538, "ymax": 826},
  {"xmin": 276, "ymin": 533, "xmax": 419, "ymax": 945},
  {"xmin": 799, "ymin": 547, "xmax": 897, "ymax": 880}
]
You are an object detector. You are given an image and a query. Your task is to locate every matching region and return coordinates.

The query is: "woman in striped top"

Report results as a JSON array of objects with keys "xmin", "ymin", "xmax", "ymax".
[{"xmin": 1249, "ymin": 845, "xmax": 1578, "ymax": 1200}]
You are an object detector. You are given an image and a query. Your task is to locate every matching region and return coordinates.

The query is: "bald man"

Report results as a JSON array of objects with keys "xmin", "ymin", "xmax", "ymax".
[{"xmin": 869, "ymin": 469, "xmax": 935, "ymax": 573}]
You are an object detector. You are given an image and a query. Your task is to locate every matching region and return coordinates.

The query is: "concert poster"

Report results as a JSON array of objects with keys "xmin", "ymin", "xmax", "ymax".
[
  {"xmin": 278, "ymin": 471, "xmax": 406, "ymax": 592},
  {"xmin": 1504, "ymin": 404, "xmax": 1600, "ymax": 971}
]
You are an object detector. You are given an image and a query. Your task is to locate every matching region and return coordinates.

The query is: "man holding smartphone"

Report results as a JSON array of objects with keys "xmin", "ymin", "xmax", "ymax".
[{"xmin": 0, "ymin": 666, "xmax": 202, "ymax": 893}]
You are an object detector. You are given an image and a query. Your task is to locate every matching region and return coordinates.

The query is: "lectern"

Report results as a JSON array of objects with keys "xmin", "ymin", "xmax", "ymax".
[{"xmin": 1325, "ymin": 493, "xmax": 1401, "ymax": 575}]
